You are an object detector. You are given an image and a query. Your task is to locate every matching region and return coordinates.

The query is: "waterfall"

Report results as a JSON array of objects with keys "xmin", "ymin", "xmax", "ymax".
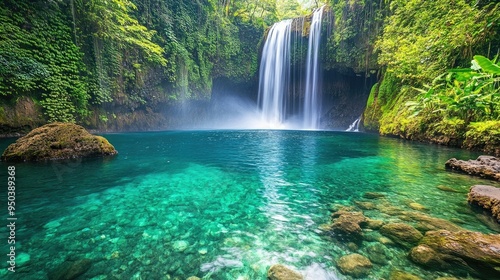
[
  {"xmin": 257, "ymin": 20, "xmax": 292, "ymax": 128},
  {"xmin": 303, "ymin": 6, "xmax": 325, "ymax": 129},
  {"xmin": 257, "ymin": 7, "xmax": 325, "ymax": 129},
  {"xmin": 346, "ymin": 117, "xmax": 361, "ymax": 132}
]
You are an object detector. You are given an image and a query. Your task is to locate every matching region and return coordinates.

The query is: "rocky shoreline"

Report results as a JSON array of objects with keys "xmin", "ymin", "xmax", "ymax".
[{"xmin": 445, "ymin": 156, "xmax": 500, "ymax": 181}]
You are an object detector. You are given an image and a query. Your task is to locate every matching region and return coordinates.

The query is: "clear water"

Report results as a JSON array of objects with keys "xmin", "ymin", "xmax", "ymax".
[{"xmin": 0, "ymin": 130, "xmax": 498, "ymax": 279}]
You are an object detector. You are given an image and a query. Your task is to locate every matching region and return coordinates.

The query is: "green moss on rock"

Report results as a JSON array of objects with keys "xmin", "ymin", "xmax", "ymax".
[{"xmin": 1, "ymin": 122, "xmax": 117, "ymax": 161}]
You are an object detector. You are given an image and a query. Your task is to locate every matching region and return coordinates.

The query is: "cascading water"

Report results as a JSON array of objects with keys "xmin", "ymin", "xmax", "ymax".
[
  {"xmin": 257, "ymin": 7, "xmax": 325, "ymax": 129},
  {"xmin": 346, "ymin": 116, "xmax": 361, "ymax": 132},
  {"xmin": 257, "ymin": 20, "xmax": 292, "ymax": 128},
  {"xmin": 303, "ymin": 6, "xmax": 325, "ymax": 129}
]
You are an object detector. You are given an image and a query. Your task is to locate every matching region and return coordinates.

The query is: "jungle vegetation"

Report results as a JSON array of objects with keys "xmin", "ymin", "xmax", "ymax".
[{"xmin": 0, "ymin": 0, "xmax": 499, "ymax": 152}]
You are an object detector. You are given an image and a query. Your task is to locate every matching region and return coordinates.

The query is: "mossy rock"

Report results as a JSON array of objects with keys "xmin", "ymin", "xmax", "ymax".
[{"xmin": 1, "ymin": 122, "xmax": 117, "ymax": 161}]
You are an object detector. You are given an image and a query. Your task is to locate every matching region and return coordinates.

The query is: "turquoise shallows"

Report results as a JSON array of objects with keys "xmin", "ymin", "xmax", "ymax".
[{"xmin": 0, "ymin": 130, "xmax": 497, "ymax": 279}]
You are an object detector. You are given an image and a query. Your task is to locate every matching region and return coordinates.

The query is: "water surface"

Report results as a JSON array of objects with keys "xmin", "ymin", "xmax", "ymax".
[{"xmin": 0, "ymin": 130, "xmax": 497, "ymax": 279}]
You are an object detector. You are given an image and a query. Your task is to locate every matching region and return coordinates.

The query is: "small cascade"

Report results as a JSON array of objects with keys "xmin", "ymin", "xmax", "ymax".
[
  {"xmin": 257, "ymin": 20, "xmax": 292, "ymax": 128},
  {"xmin": 303, "ymin": 6, "xmax": 325, "ymax": 129},
  {"xmin": 346, "ymin": 117, "xmax": 361, "ymax": 132}
]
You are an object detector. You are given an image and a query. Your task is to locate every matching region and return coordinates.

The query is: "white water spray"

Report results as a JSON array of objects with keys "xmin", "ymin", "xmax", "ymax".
[
  {"xmin": 303, "ymin": 6, "xmax": 325, "ymax": 129},
  {"xmin": 346, "ymin": 116, "xmax": 361, "ymax": 132},
  {"xmin": 257, "ymin": 20, "xmax": 292, "ymax": 128}
]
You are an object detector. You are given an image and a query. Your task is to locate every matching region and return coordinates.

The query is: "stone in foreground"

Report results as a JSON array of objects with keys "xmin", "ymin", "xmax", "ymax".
[
  {"xmin": 379, "ymin": 223, "xmax": 423, "ymax": 249},
  {"xmin": 267, "ymin": 264, "xmax": 303, "ymax": 280},
  {"xmin": 410, "ymin": 230, "xmax": 500, "ymax": 278},
  {"xmin": 468, "ymin": 185, "xmax": 500, "ymax": 222},
  {"xmin": 1, "ymin": 122, "xmax": 117, "ymax": 161},
  {"xmin": 445, "ymin": 156, "xmax": 500, "ymax": 181},
  {"xmin": 336, "ymin": 253, "xmax": 372, "ymax": 278}
]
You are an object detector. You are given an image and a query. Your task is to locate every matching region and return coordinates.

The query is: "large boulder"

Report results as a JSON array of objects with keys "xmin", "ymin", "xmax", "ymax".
[
  {"xmin": 267, "ymin": 264, "xmax": 303, "ymax": 280},
  {"xmin": 1, "ymin": 122, "xmax": 117, "ymax": 161},
  {"xmin": 336, "ymin": 253, "xmax": 372, "ymax": 278},
  {"xmin": 468, "ymin": 185, "xmax": 500, "ymax": 222},
  {"xmin": 410, "ymin": 230, "xmax": 500, "ymax": 278},
  {"xmin": 445, "ymin": 156, "xmax": 500, "ymax": 181},
  {"xmin": 379, "ymin": 223, "xmax": 423, "ymax": 249}
]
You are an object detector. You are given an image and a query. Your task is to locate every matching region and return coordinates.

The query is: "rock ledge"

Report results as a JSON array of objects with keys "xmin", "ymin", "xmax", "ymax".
[
  {"xmin": 468, "ymin": 185, "xmax": 500, "ymax": 222},
  {"xmin": 445, "ymin": 156, "xmax": 500, "ymax": 181}
]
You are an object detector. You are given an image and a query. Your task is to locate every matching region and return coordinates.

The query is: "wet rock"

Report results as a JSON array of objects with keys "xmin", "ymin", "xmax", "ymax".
[
  {"xmin": 363, "ymin": 192, "xmax": 386, "ymax": 199},
  {"xmin": 365, "ymin": 219, "xmax": 384, "ymax": 230},
  {"xmin": 48, "ymin": 259, "xmax": 92, "ymax": 280},
  {"xmin": 389, "ymin": 270, "xmax": 421, "ymax": 280},
  {"xmin": 412, "ymin": 230, "xmax": 500, "ymax": 278},
  {"xmin": 1, "ymin": 122, "xmax": 117, "ymax": 161},
  {"xmin": 336, "ymin": 253, "xmax": 372, "ymax": 278},
  {"xmin": 354, "ymin": 201, "xmax": 376, "ymax": 210},
  {"xmin": 409, "ymin": 245, "xmax": 450, "ymax": 268},
  {"xmin": 267, "ymin": 264, "xmax": 303, "ymax": 280},
  {"xmin": 468, "ymin": 185, "xmax": 500, "ymax": 222},
  {"xmin": 378, "ymin": 205, "xmax": 404, "ymax": 216},
  {"xmin": 408, "ymin": 202, "xmax": 427, "ymax": 211},
  {"xmin": 401, "ymin": 211, "xmax": 464, "ymax": 232},
  {"xmin": 347, "ymin": 242, "xmax": 359, "ymax": 251},
  {"xmin": 330, "ymin": 211, "xmax": 367, "ymax": 241},
  {"xmin": 172, "ymin": 240, "xmax": 189, "ymax": 252},
  {"xmin": 380, "ymin": 223, "xmax": 423, "ymax": 248},
  {"xmin": 436, "ymin": 185, "xmax": 462, "ymax": 193},
  {"xmin": 445, "ymin": 156, "xmax": 500, "ymax": 181},
  {"xmin": 365, "ymin": 243, "xmax": 391, "ymax": 265}
]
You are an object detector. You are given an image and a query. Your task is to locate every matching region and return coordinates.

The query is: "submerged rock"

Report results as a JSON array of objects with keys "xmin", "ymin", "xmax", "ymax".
[
  {"xmin": 411, "ymin": 230, "xmax": 500, "ymax": 278},
  {"xmin": 365, "ymin": 243, "xmax": 392, "ymax": 265},
  {"xmin": 363, "ymin": 192, "xmax": 386, "ymax": 199},
  {"xmin": 409, "ymin": 244, "xmax": 451, "ymax": 269},
  {"xmin": 401, "ymin": 211, "xmax": 464, "ymax": 232},
  {"xmin": 172, "ymin": 240, "xmax": 190, "ymax": 252},
  {"xmin": 389, "ymin": 270, "xmax": 421, "ymax": 280},
  {"xmin": 445, "ymin": 155, "xmax": 500, "ymax": 181},
  {"xmin": 379, "ymin": 223, "xmax": 423, "ymax": 248},
  {"xmin": 48, "ymin": 259, "xmax": 92, "ymax": 280},
  {"xmin": 468, "ymin": 185, "xmax": 500, "ymax": 222},
  {"xmin": 336, "ymin": 253, "xmax": 372, "ymax": 278},
  {"xmin": 436, "ymin": 185, "xmax": 462, "ymax": 193},
  {"xmin": 408, "ymin": 202, "xmax": 427, "ymax": 211},
  {"xmin": 267, "ymin": 264, "xmax": 303, "ymax": 280},
  {"xmin": 1, "ymin": 122, "xmax": 117, "ymax": 161},
  {"xmin": 330, "ymin": 210, "xmax": 367, "ymax": 241}
]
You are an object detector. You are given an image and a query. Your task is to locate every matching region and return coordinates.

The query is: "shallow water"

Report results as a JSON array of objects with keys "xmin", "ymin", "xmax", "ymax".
[{"xmin": 0, "ymin": 130, "xmax": 498, "ymax": 279}]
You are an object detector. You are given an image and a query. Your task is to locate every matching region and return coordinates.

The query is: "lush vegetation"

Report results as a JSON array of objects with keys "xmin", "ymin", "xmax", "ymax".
[
  {"xmin": 0, "ymin": 0, "xmax": 285, "ymax": 126},
  {"xmin": 1, "ymin": 0, "xmax": 499, "ymax": 153},
  {"xmin": 364, "ymin": 0, "xmax": 500, "ymax": 154}
]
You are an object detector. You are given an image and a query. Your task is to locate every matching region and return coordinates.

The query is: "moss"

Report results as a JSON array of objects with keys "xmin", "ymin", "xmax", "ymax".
[
  {"xmin": 1, "ymin": 122, "xmax": 117, "ymax": 161},
  {"xmin": 463, "ymin": 121, "xmax": 500, "ymax": 156}
]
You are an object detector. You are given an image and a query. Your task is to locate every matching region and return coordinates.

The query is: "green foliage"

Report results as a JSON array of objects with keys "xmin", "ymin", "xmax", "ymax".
[
  {"xmin": 464, "ymin": 121, "xmax": 500, "ymax": 153},
  {"xmin": 408, "ymin": 56, "xmax": 500, "ymax": 124},
  {"xmin": 0, "ymin": 1, "xmax": 89, "ymax": 122},
  {"xmin": 81, "ymin": 0, "xmax": 167, "ymax": 66},
  {"xmin": 325, "ymin": 0, "xmax": 383, "ymax": 72},
  {"xmin": 376, "ymin": 0, "xmax": 500, "ymax": 82}
]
